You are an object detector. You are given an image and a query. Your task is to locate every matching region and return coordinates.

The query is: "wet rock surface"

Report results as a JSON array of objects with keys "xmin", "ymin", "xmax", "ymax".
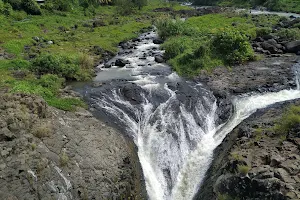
[
  {"xmin": 197, "ymin": 55, "xmax": 299, "ymax": 125},
  {"xmin": 196, "ymin": 100, "xmax": 300, "ymax": 200},
  {"xmin": 197, "ymin": 55, "xmax": 298, "ymax": 96},
  {"xmin": 0, "ymin": 93, "xmax": 145, "ymax": 200}
]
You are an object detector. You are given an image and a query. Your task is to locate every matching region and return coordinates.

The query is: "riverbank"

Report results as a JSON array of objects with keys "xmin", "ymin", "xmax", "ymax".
[
  {"xmin": 0, "ymin": 92, "xmax": 147, "ymax": 199},
  {"xmin": 1, "ymin": 2, "xmax": 300, "ymax": 200},
  {"xmin": 192, "ymin": 0, "xmax": 300, "ymax": 14},
  {"xmin": 0, "ymin": 2, "xmax": 190, "ymax": 199},
  {"xmin": 196, "ymin": 98, "xmax": 300, "ymax": 200}
]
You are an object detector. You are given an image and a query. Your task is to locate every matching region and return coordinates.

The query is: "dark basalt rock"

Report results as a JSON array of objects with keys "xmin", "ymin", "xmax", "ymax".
[
  {"xmin": 155, "ymin": 55, "xmax": 164, "ymax": 63},
  {"xmin": 261, "ymin": 42, "xmax": 279, "ymax": 54},
  {"xmin": 285, "ymin": 41, "xmax": 300, "ymax": 53},
  {"xmin": 153, "ymin": 38, "xmax": 164, "ymax": 44},
  {"xmin": 195, "ymin": 99, "xmax": 300, "ymax": 200},
  {"xmin": 115, "ymin": 59, "xmax": 128, "ymax": 67},
  {"xmin": 120, "ymin": 83, "xmax": 145, "ymax": 105}
]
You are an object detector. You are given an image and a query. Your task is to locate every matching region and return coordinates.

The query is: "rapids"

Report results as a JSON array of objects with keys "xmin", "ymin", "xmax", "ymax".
[{"xmin": 82, "ymin": 31, "xmax": 300, "ymax": 200}]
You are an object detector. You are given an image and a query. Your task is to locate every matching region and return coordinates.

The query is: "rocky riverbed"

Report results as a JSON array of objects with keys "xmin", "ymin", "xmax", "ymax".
[
  {"xmin": 0, "ymin": 93, "xmax": 145, "ymax": 200},
  {"xmin": 196, "ymin": 99, "xmax": 300, "ymax": 200},
  {"xmin": 195, "ymin": 44, "xmax": 300, "ymax": 200}
]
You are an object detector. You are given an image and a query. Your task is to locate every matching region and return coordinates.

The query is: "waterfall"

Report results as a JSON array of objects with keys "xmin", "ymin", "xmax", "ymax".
[{"xmin": 83, "ymin": 31, "xmax": 300, "ymax": 200}]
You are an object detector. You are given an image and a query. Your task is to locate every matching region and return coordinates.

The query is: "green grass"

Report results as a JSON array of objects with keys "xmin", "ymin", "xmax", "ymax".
[
  {"xmin": 237, "ymin": 164, "xmax": 250, "ymax": 176},
  {"xmin": 157, "ymin": 13, "xmax": 257, "ymax": 77},
  {"xmin": 274, "ymin": 105, "xmax": 300, "ymax": 136},
  {"xmin": 197, "ymin": 0, "xmax": 300, "ymax": 13},
  {"xmin": 0, "ymin": 2, "xmax": 189, "ymax": 111}
]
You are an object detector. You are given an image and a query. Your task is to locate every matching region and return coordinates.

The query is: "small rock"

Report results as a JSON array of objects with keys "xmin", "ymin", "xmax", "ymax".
[
  {"xmin": 104, "ymin": 63, "xmax": 111, "ymax": 68},
  {"xmin": 262, "ymin": 35, "xmax": 274, "ymax": 40},
  {"xmin": 270, "ymin": 154, "xmax": 285, "ymax": 167},
  {"xmin": 153, "ymin": 38, "xmax": 164, "ymax": 44},
  {"xmin": 275, "ymin": 168, "xmax": 295, "ymax": 183},
  {"xmin": 93, "ymin": 82, "xmax": 103, "ymax": 87},
  {"xmin": 115, "ymin": 59, "xmax": 127, "ymax": 67},
  {"xmin": 32, "ymin": 36, "xmax": 39, "ymax": 42},
  {"xmin": 155, "ymin": 55, "xmax": 164, "ymax": 63}
]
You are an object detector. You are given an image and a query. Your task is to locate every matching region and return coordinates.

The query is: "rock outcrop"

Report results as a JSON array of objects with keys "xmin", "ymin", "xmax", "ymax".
[
  {"xmin": 196, "ymin": 100, "xmax": 300, "ymax": 200},
  {"xmin": 0, "ymin": 93, "xmax": 145, "ymax": 200}
]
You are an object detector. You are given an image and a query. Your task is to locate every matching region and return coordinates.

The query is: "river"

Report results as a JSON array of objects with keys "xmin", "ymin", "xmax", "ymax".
[{"xmin": 78, "ymin": 28, "xmax": 300, "ymax": 200}]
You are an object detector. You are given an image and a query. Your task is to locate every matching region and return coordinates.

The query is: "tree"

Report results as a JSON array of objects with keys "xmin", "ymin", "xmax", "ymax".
[{"xmin": 132, "ymin": 0, "xmax": 147, "ymax": 10}]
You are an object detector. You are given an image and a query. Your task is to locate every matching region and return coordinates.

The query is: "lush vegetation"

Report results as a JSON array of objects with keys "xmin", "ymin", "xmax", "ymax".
[
  {"xmin": 193, "ymin": 0, "xmax": 300, "ymax": 13},
  {"xmin": 0, "ymin": 0, "xmax": 187, "ymax": 110},
  {"xmin": 274, "ymin": 105, "xmax": 300, "ymax": 136},
  {"xmin": 156, "ymin": 13, "xmax": 257, "ymax": 76}
]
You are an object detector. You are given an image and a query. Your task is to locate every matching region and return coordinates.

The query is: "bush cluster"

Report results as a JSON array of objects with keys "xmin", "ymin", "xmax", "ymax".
[
  {"xmin": 43, "ymin": 0, "xmax": 73, "ymax": 12},
  {"xmin": 0, "ymin": 0, "xmax": 13, "ymax": 16},
  {"xmin": 275, "ymin": 28, "xmax": 300, "ymax": 41},
  {"xmin": 155, "ymin": 18, "xmax": 193, "ymax": 40},
  {"xmin": 237, "ymin": 164, "xmax": 250, "ymax": 176},
  {"xmin": 5, "ymin": 0, "xmax": 41, "ymax": 15},
  {"xmin": 31, "ymin": 54, "xmax": 94, "ymax": 81},
  {"xmin": 274, "ymin": 105, "xmax": 300, "ymax": 135},
  {"xmin": 162, "ymin": 36, "xmax": 192, "ymax": 59},
  {"xmin": 157, "ymin": 16, "xmax": 255, "ymax": 76},
  {"xmin": 212, "ymin": 30, "xmax": 254, "ymax": 65},
  {"xmin": 39, "ymin": 74, "xmax": 64, "ymax": 94}
]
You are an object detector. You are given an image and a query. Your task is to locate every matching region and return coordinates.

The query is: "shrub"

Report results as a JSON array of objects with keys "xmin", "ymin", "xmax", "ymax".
[
  {"xmin": 60, "ymin": 152, "xmax": 69, "ymax": 166},
  {"xmin": 44, "ymin": 0, "xmax": 72, "ymax": 12},
  {"xmin": 11, "ymin": 59, "xmax": 30, "ymax": 69},
  {"xmin": 5, "ymin": 0, "xmax": 22, "ymax": 10},
  {"xmin": 21, "ymin": 0, "xmax": 41, "ymax": 15},
  {"xmin": 162, "ymin": 36, "xmax": 192, "ymax": 59},
  {"xmin": 31, "ymin": 54, "xmax": 93, "ymax": 81},
  {"xmin": 0, "ymin": 0, "xmax": 4, "ymax": 12},
  {"xmin": 237, "ymin": 164, "xmax": 250, "ymax": 176},
  {"xmin": 3, "ymin": 2, "xmax": 13, "ymax": 16},
  {"xmin": 256, "ymin": 27, "xmax": 272, "ymax": 37},
  {"xmin": 10, "ymin": 10, "xmax": 27, "ymax": 20},
  {"xmin": 155, "ymin": 18, "xmax": 186, "ymax": 40},
  {"xmin": 275, "ymin": 28, "xmax": 300, "ymax": 41},
  {"xmin": 32, "ymin": 122, "xmax": 53, "ymax": 138},
  {"xmin": 274, "ymin": 105, "xmax": 300, "ymax": 135},
  {"xmin": 39, "ymin": 74, "xmax": 64, "ymax": 94},
  {"xmin": 212, "ymin": 30, "xmax": 254, "ymax": 65},
  {"xmin": 115, "ymin": 0, "xmax": 135, "ymax": 16},
  {"xmin": 78, "ymin": 53, "xmax": 94, "ymax": 69}
]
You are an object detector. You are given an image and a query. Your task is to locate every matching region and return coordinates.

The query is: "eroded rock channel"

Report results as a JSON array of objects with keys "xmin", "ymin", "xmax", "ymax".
[{"xmin": 78, "ymin": 29, "xmax": 300, "ymax": 200}]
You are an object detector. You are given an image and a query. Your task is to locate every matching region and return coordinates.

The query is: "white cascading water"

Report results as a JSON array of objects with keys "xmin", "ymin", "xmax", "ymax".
[{"xmin": 85, "ymin": 31, "xmax": 300, "ymax": 200}]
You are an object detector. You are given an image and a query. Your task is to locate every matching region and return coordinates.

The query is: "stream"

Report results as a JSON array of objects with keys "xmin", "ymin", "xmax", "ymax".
[{"xmin": 80, "ymin": 30, "xmax": 300, "ymax": 199}]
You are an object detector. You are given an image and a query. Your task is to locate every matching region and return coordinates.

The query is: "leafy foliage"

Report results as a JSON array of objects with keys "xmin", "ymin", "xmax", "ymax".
[
  {"xmin": 194, "ymin": 0, "xmax": 300, "ymax": 13},
  {"xmin": 115, "ymin": 0, "xmax": 148, "ymax": 15},
  {"xmin": 39, "ymin": 74, "xmax": 64, "ymax": 94},
  {"xmin": 155, "ymin": 18, "xmax": 193, "ymax": 40},
  {"xmin": 275, "ymin": 28, "xmax": 300, "ymax": 41},
  {"xmin": 274, "ymin": 105, "xmax": 300, "ymax": 135},
  {"xmin": 22, "ymin": 0, "xmax": 41, "ymax": 15},
  {"xmin": 157, "ymin": 14, "xmax": 255, "ymax": 76},
  {"xmin": 237, "ymin": 165, "xmax": 250, "ymax": 176},
  {"xmin": 31, "ymin": 54, "xmax": 93, "ymax": 81},
  {"xmin": 5, "ymin": 0, "xmax": 41, "ymax": 15},
  {"xmin": 212, "ymin": 30, "xmax": 254, "ymax": 65}
]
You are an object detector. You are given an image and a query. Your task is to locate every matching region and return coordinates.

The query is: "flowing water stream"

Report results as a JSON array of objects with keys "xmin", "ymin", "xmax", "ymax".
[{"xmin": 82, "ymin": 31, "xmax": 300, "ymax": 200}]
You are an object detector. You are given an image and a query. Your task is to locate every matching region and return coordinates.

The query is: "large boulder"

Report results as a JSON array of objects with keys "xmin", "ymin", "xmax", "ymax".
[
  {"xmin": 115, "ymin": 59, "xmax": 128, "ymax": 67},
  {"xmin": 261, "ymin": 42, "xmax": 278, "ymax": 54},
  {"xmin": 266, "ymin": 39, "xmax": 283, "ymax": 49},
  {"xmin": 285, "ymin": 41, "xmax": 300, "ymax": 53}
]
